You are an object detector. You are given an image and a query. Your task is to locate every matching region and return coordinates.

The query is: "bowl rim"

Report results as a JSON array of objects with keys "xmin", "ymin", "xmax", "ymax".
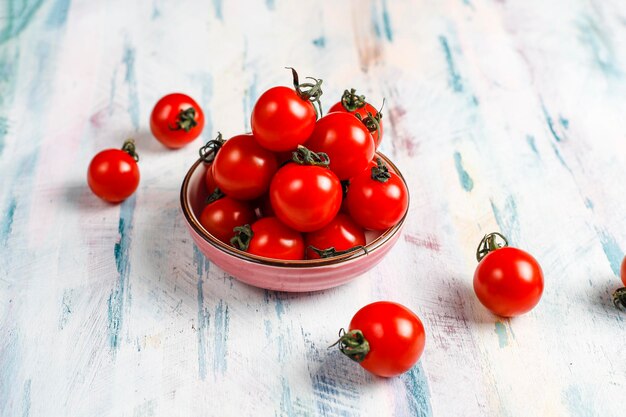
[{"xmin": 180, "ymin": 151, "xmax": 409, "ymax": 268}]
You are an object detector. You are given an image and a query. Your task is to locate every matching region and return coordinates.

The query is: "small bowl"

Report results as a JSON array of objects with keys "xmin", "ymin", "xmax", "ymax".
[{"xmin": 180, "ymin": 152, "xmax": 408, "ymax": 292}]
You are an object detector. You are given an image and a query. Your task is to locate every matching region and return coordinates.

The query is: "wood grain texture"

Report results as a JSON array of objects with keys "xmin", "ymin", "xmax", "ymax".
[{"xmin": 1, "ymin": 0, "xmax": 625, "ymax": 416}]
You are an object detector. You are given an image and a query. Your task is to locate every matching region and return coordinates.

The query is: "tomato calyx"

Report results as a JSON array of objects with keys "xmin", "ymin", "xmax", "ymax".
[
  {"xmin": 355, "ymin": 99, "xmax": 384, "ymax": 140},
  {"xmin": 306, "ymin": 245, "xmax": 367, "ymax": 259},
  {"xmin": 292, "ymin": 145, "xmax": 330, "ymax": 168},
  {"xmin": 330, "ymin": 328, "xmax": 370, "ymax": 363},
  {"xmin": 121, "ymin": 139, "xmax": 139, "ymax": 162},
  {"xmin": 206, "ymin": 187, "xmax": 225, "ymax": 204},
  {"xmin": 476, "ymin": 232, "xmax": 509, "ymax": 262},
  {"xmin": 613, "ymin": 287, "xmax": 626, "ymax": 310},
  {"xmin": 169, "ymin": 107, "xmax": 199, "ymax": 132},
  {"xmin": 340, "ymin": 88, "xmax": 366, "ymax": 112},
  {"xmin": 286, "ymin": 67, "xmax": 324, "ymax": 118},
  {"xmin": 199, "ymin": 132, "xmax": 226, "ymax": 163},
  {"xmin": 231, "ymin": 224, "xmax": 253, "ymax": 251},
  {"xmin": 371, "ymin": 157, "xmax": 392, "ymax": 182}
]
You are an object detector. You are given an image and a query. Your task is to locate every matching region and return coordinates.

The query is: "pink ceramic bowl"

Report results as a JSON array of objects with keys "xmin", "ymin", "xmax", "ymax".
[{"xmin": 180, "ymin": 152, "xmax": 408, "ymax": 292}]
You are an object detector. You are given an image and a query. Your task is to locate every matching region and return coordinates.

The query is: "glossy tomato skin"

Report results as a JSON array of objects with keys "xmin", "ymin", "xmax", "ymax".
[
  {"xmin": 269, "ymin": 164, "xmax": 342, "ymax": 232},
  {"xmin": 329, "ymin": 101, "xmax": 383, "ymax": 148},
  {"xmin": 621, "ymin": 256, "xmax": 626, "ymax": 286},
  {"xmin": 345, "ymin": 167, "xmax": 408, "ymax": 231},
  {"xmin": 150, "ymin": 93, "xmax": 204, "ymax": 149},
  {"xmin": 251, "ymin": 86, "xmax": 317, "ymax": 152},
  {"xmin": 305, "ymin": 213, "xmax": 366, "ymax": 259},
  {"xmin": 87, "ymin": 149, "xmax": 140, "ymax": 203},
  {"xmin": 213, "ymin": 134, "xmax": 278, "ymax": 200},
  {"xmin": 350, "ymin": 301, "xmax": 425, "ymax": 377},
  {"xmin": 246, "ymin": 217, "xmax": 305, "ymax": 260},
  {"xmin": 199, "ymin": 198, "xmax": 256, "ymax": 244},
  {"xmin": 204, "ymin": 163, "xmax": 217, "ymax": 193},
  {"xmin": 306, "ymin": 112, "xmax": 375, "ymax": 180},
  {"xmin": 473, "ymin": 247, "xmax": 544, "ymax": 317}
]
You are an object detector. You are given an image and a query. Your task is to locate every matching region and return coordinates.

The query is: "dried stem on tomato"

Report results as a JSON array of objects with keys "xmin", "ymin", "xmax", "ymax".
[
  {"xmin": 286, "ymin": 67, "xmax": 324, "ymax": 118},
  {"xmin": 476, "ymin": 232, "xmax": 509, "ymax": 262},
  {"xmin": 199, "ymin": 132, "xmax": 225, "ymax": 163},
  {"xmin": 330, "ymin": 328, "xmax": 370, "ymax": 363},
  {"xmin": 121, "ymin": 139, "xmax": 139, "ymax": 162}
]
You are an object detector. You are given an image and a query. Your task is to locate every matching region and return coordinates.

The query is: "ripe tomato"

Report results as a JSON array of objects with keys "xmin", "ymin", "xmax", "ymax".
[
  {"xmin": 251, "ymin": 68, "xmax": 322, "ymax": 152},
  {"xmin": 335, "ymin": 301, "xmax": 425, "ymax": 377},
  {"xmin": 231, "ymin": 217, "xmax": 305, "ymax": 260},
  {"xmin": 87, "ymin": 140, "xmax": 140, "ymax": 203},
  {"xmin": 345, "ymin": 158, "xmax": 408, "ymax": 230},
  {"xmin": 269, "ymin": 148, "xmax": 342, "ymax": 232},
  {"xmin": 213, "ymin": 134, "xmax": 278, "ymax": 200},
  {"xmin": 199, "ymin": 195, "xmax": 256, "ymax": 244},
  {"xmin": 473, "ymin": 233, "xmax": 544, "ymax": 317},
  {"xmin": 329, "ymin": 89, "xmax": 384, "ymax": 148},
  {"xmin": 306, "ymin": 112, "xmax": 375, "ymax": 180},
  {"xmin": 150, "ymin": 93, "xmax": 204, "ymax": 149},
  {"xmin": 305, "ymin": 213, "xmax": 366, "ymax": 259}
]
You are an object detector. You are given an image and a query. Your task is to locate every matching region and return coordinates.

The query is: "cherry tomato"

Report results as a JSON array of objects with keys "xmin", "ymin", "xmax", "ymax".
[
  {"xmin": 231, "ymin": 217, "xmax": 305, "ymax": 260},
  {"xmin": 251, "ymin": 68, "xmax": 321, "ymax": 152},
  {"xmin": 199, "ymin": 195, "xmax": 256, "ymax": 244},
  {"xmin": 473, "ymin": 233, "xmax": 544, "ymax": 317},
  {"xmin": 269, "ymin": 148, "xmax": 342, "ymax": 232},
  {"xmin": 306, "ymin": 112, "xmax": 375, "ymax": 180},
  {"xmin": 87, "ymin": 140, "xmax": 140, "ymax": 203},
  {"xmin": 150, "ymin": 93, "xmax": 204, "ymax": 149},
  {"xmin": 204, "ymin": 163, "xmax": 217, "ymax": 193},
  {"xmin": 329, "ymin": 89, "xmax": 383, "ymax": 148},
  {"xmin": 213, "ymin": 134, "xmax": 278, "ymax": 200},
  {"xmin": 621, "ymin": 256, "xmax": 626, "ymax": 287},
  {"xmin": 335, "ymin": 301, "xmax": 425, "ymax": 377},
  {"xmin": 345, "ymin": 158, "xmax": 408, "ymax": 231},
  {"xmin": 305, "ymin": 214, "xmax": 366, "ymax": 259}
]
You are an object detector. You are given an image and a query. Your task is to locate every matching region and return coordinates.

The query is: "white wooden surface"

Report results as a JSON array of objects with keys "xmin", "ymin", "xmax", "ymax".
[{"xmin": 1, "ymin": 0, "xmax": 625, "ymax": 416}]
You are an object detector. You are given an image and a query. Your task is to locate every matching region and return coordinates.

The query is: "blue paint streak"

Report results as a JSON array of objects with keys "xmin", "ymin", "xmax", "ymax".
[
  {"xmin": 213, "ymin": 300, "xmax": 229, "ymax": 375},
  {"xmin": 59, "ymin": 289, "xmax": 73, "ymax": 330},
  {"xmin": 598, "ymin": 230, "xmax": 622, "ymax": 276},
  {"xmin": 559, "ymin": 116, "xmax": 569, "ymax": 129},
  {"xmin": 151, "ymin": 1, "xmax": 161, "ymax": 19},
  {"xmin": 22, "ymin": 379, "xmax": 31, "ymax": 417},
  {"xmin": 551, "ymin": 143, "xmax": 571, "ymax": 172},
  {"xmin": 280, "ymin": 378, "xmax": 295, "ymax": 416},
  {"xmin": 46, "ymin": 0, "xmax": 71, "ymax": 28},
  {"xmin": 584, "ymin": 198, "xmax": 594, "ymax": 210},
  {"xmin": 540, "ymin": 100, "xmax": 564, "ymax": 142},
  {"xmin": 381, "ymin": 0, "xmax": 393, "ymax": 41},
  {"xmin": 0, "ymin": 0, "xmax": 45, "ymax": 44},
  {"xmin": 312, "ymin": 36, "xmax": 326, "ymax": 48},
  {"xmin": 107, "ymin": 196, "xmax": 136, "ymax": 351},
  {"xmin": 1, "ymin": 198, "xmax": 16, "ymax": 246},
  {"xmin": 0, "ymin": 116, "xmax": 8, "ymax": 156},
  {"xmin": 526, "ymin": 135, "xmax": 539, "ymax": 157},
  {"xmin": 243, "ymin": 72, "xmax": 257, "ymax": 131},
  {"xmin": 212, "ymin": 0, "xmax": 223, "ymax": 20},
  {"xmin": 193, "ymin": 245, "xmax": 210, "ymax": 380},
  {"xmin": 453, "ymin": 151, "xmax": 474, "ymax": 192},
  {"xmin": 565, "ymin": 385, "xmax": 595, "ymax": 417},
  {"xmin": 490, "ymin": 196, "xmax": 519, "ymax": 239},
  {"xmin": 122, "ymin": 45, "xmax": 140, "ymax": 130},
  {"xmin": 439, "ymin": 36, "xmax": 463, "ymax": 93},
  {"xmin": 401, "ymin": 364, "xmax": 433, "ymax": 417},
  {"xmin": 578, "ymin": 17, "xmax": 621, "ymax": 77},
  {"xmin": 265, "ymin": 0, "xmax": 275, "ymax": 11},
  {"xmin": 494, "ymin": 321, "xmax": 508, "ymax": 347}
]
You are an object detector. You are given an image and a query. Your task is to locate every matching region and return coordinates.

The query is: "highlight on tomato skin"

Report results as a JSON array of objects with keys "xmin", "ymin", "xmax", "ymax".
[{"xmin": 230, "ymin": 217, "xmax": 305, "ymax": 260}]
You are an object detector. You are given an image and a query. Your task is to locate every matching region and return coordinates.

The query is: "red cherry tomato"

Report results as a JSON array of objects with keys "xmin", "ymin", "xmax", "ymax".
[
  {"xmin": 621, "ymin": 256, "xmax": 626, "ymax": 287},
  {"xmin": 335, "ymin": 301, "xmax": 425, "ymax": 377},
  {"xmin": 329, "ymin": 89, "xmax": 383, "ymax": 148},
  {"xmin": 269, "ymin": 149, "xmax": 342, "ymax": 232},
  {"xmin": 345, "ymin": 158, "xmax": 408, "ymax": 231},
  {"xmin": 204, "ymin": 163, "xmax": 217, "ymax": 193},
  {"xmin": 251, "ymin": 68, "xmax": 321, "ymax": 152},
  {"xmin": 305, "ymin": 213, "xmax": 366, "ymax": 259},
  {"xmin": 213, "ymin": 134, "xmax": 278, "ymax": 200},
  {"xmin": 150, "ymin": 93, "xmax": 204, "ymax": 149},
  {"xmin": 199, "ymin": 196, "xmax": 256, "ymax": 244},
  {"xmin": 231, "ymin": 217, "xmax": 305, "ymax": 260},
  {"xmin": 306, "ymin": 112, "xmax": 375, "ymax": 180},
  {"xmin": 473, "ymin": 233, "xmax": 544, "ymax": 317},
  {"xmin": 87, "ymin": 140, "xmax": 140, "ymax": 203},
  {"xmin": 615, "ymin": 256, "xmax": 626, "ymax": 309}
]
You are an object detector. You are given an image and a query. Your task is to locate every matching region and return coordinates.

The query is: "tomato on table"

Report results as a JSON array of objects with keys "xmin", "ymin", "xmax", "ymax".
[
  {"xmin": 345, "ymin": 157, "xmax": 408, "ymax": 230},
  {"xmin": 473, "ymin": 232, "xmax": 544, "ymax": 317},
  {"xmin": 230, "ymin": 217, "xmax": 305, "ymax": 260},
  {"xmin": 305, "ymin": 112, "xmax": 375, "ymax": 180},
  {"xmin": 305, "ymin": 213, "xmax": 366, "ymax": 259},
  {"xmin": 212, "ymin": 134, "xmax": 278, "ymax": 200},
  {"xmin": 334, "ymin": 301, "xmax": 425, "ymax": 377},
  {"xmin": 329, "ymin": 88, "xmax": 384, "ymax": 148},
  {"xmin": 269, "ymin": 146, "xmax": 342, "ymax": 232},
  {"xmin": 87, "ymin": 140, "xmax": 140, "ymax": 203},
  {"xmin": 251, "ymin": 68, "xmax": 322, "ymax": 152},
  {"xmin": 199, "ymin": 191, "xmax": 256, "ymax": 244},
  {"xmin": 150, "ymin": 93, "xmax": 204, "ymax": 149}
]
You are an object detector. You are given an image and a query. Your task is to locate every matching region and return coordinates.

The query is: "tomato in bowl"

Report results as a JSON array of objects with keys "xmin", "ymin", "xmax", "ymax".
[{"xmin": 180, "ymin": 152, "xmax": 409, "ymax": 292}]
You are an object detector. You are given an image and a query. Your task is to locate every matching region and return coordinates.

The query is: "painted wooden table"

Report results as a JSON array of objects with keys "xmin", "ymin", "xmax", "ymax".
[{"xmin": 2, "ymin": 0, "xmax": 625, "ymax": 416}]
